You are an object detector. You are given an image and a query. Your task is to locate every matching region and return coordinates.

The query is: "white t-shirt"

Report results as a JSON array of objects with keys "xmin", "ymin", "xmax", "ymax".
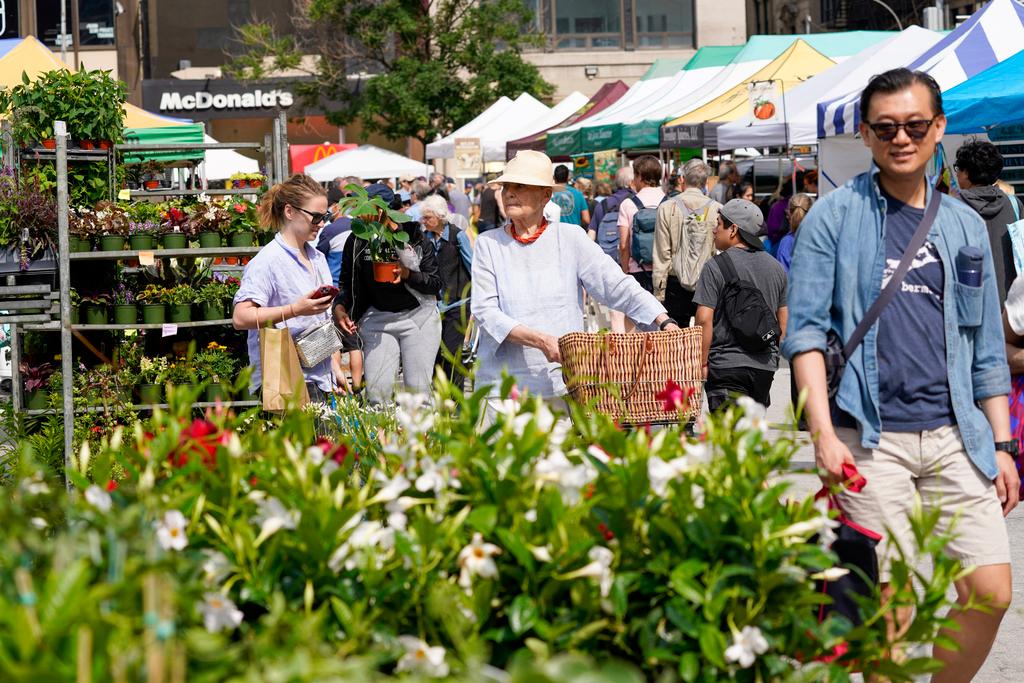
[
  {"xmin": 1006, "ymin": 275, "xmax": 1024, "ymax": 335},
  {"xmin": 544, "ymin": 200, "xmax": 561, "ymax": 225}
]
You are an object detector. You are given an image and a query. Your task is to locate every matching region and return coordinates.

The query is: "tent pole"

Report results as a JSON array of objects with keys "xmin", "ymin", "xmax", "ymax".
[{"xmin": 55, "ymin": 122, "xmax": 74, "ymax": 489}]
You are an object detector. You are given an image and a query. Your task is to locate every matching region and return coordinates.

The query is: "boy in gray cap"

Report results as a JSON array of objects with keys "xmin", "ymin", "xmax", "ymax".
[{"xmin": 693, "ymin": 198, "xmax": 788, "ymax": 410}]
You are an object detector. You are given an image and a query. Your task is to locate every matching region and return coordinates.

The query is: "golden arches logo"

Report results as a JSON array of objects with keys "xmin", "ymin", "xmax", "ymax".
[{"xmin": 313, "ymin": 146, "xmax": 341, "ymax": 162}]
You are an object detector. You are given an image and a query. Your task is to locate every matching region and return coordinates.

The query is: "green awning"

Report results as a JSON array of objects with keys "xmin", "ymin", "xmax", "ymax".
[
  {"xmin": 547, "ymin": 129, "xmax": 581, "ymax": 157},
  {"xmin": 620, "ymin": 119, "xmax": 665, "ymax": 149},
  {"xmin": 684, "ymin": 45, "xmax": 743, "ymax": 70},
  {"xmin": 581, "ymin": 124, "xmax": 622, "ymax": 153},
  {"xmin": 120, "ymin": 124, "xmax": 205, "ymax": 164},
  {"xmin": 640, "ymin": 58, "xmax": 690, "ymax": 80}
]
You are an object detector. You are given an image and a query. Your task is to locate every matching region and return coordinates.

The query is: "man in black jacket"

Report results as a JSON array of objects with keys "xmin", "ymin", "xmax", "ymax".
[
  {"xmin": 334, "ymin": 184, "xmax": 443, "ymax": 403},
  {"xmin": 956, "ymin": 140, "xmax": 1023, "ymax": 303}
]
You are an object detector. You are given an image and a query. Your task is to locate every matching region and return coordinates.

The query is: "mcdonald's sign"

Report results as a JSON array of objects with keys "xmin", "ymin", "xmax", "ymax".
[{"xmin": 290, "ymin": 143, "xmax": 357, "ymax": 174}]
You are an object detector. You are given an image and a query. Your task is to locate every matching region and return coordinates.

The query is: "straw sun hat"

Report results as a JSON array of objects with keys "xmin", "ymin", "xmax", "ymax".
[{"xmin": 494, "ymin": 150, "xmax": 555, "ymax": 187}]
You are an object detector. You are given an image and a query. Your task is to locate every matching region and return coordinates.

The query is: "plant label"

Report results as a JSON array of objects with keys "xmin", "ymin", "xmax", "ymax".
[
  {"xmin": 162, "ymin": 324, "xmax": 178, "ymax": 338},
  {"xmin": 139, "ymin": 251, "xmax": 155, "ymax": 266},
  {"xmin": 117, "ymin": 189, "xmax": 131, "ymax": 200}
]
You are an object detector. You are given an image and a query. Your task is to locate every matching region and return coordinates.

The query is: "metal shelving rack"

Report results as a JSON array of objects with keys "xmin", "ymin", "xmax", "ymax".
[{"xmin": 12, "ymin": 120, "xmax": 290, "ymax": 470}]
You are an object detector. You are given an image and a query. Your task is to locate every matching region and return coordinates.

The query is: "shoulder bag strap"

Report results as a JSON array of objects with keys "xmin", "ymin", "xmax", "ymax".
[
  {"xmin": 1012, "ymin": 195, "xmax": 1022, "ymax": 222},
  {"xmin": 715, "ymin": 250, "xmax": 740, "ymax": 284},
  {"xmin": 842, "ymin": 189, "xmax": 942, "ymax": 360}
]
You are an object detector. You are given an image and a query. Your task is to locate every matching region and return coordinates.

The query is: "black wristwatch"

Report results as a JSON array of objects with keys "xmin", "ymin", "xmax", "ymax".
[
  {"xmin": 659, "ymin": 317, "xmax": 679, "ymax": 331},
  {"xmin": 994, "ymin": 440, "xmax": 1020, "ymax": 457}
]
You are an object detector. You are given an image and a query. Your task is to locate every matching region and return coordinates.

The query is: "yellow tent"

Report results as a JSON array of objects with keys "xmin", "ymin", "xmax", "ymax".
[
  {"xmin": 663, "ymin": 40, "xmax": 835, "ymax": 126},
  {"xmin": 0, "ymin": 36, "xmax": 188, "ymax": 129}
]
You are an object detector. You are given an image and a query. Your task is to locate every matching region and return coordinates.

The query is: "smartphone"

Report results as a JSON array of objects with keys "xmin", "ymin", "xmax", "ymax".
[{"xmin": 313, "ymin": 285, "xmax": 339, "ymax": 299}]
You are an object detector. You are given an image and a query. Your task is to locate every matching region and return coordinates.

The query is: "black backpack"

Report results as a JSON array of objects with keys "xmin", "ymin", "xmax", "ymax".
[{"xmin": 713, "ymin": 251, "xmax": 780, "ymax": 352}]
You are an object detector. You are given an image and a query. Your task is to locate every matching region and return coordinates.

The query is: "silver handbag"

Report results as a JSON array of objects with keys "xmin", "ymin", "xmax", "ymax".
[{"xmin": 293, "ymin": 319, "xmax": 343, "ymax": 368}]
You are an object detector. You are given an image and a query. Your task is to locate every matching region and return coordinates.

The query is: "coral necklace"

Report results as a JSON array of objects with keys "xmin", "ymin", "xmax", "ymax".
[{"xmin": 509, "ymin": 219, "xmax": 548, "ymax": 245}]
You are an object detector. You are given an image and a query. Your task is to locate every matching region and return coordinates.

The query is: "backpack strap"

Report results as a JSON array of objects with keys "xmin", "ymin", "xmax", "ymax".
[
  {"xmin": 629, "ymin": 195, "xmax": 645, "ymax": 212},
  {"xmin": 715, "ymin": 250, "xmax": 740, "ymax": 284},
  {"xmin": 1012, "ymin": 195, "xmax": 1022, "ymax": 222}
]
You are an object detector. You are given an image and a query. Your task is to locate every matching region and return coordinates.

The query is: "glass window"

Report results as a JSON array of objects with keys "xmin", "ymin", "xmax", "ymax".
[
  {"xmin": 555, "ymin": 0, "xmax": 620, "ymax": 49},
  {"xmin": 0, "ymin": 0, "xmax": 18, "ymax": 39},
  {"xmin": 635, "ymin": 0, "xmax": 693, "ymax": 48},
  {"xmin": 35, "ymin": 0, "xmax": 115, "ymax": 48}
]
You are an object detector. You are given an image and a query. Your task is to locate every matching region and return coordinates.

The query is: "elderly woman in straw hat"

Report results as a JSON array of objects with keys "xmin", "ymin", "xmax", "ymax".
[{"xmin": 471, "ymin": 150, "xmax": 680, "ymax": 409}]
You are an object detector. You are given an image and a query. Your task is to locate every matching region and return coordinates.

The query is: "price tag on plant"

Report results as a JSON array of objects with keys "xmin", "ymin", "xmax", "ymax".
[
  {"xmin": 117, "ymin": 189, "xmax": 131, "ymax": 200},
  {"xmin": 139, "ymin": 251, "xmax": 155, "ymax": 266},
  {"xmin": 161, "ymin": 324, "xmax": 178, "ymax": 338}
]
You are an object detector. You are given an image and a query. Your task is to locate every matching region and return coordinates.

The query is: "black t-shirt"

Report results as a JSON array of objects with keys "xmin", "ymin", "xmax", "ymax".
[
  {"xmin": 876, "ymin": 191, "xmax": 954, "ymax": 431},
  {"xmin": 478, "ymin": 187, "xmax": 499, "ymax": 224}
]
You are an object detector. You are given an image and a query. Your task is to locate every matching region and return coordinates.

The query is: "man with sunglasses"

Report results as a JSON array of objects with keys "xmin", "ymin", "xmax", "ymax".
[{"xmin": 784, "ymin": 68, "xmax": 1016, "ymax": 682}]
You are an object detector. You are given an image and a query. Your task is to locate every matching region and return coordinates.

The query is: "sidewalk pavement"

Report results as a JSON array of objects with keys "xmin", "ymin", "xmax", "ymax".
[{"xmin": 767, "ymin": 364, "xmax": 1023, "ymax": 681}]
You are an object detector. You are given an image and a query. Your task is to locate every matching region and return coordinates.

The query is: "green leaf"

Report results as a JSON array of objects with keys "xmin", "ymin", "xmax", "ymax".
[
  {"xmin": 698, "ymin": 624, "xmax": 727, "ymax": 669},
  {"xmin": 508, "ymin": 594, "xmax": 538, "ymax": 636},
  {"xmin": 495, "ymin": 528, "xmax": 535, "ymax": 572},
  {"xmin": 466, "ymin": 504, "xmax": 498, "ymax": 534},
  {"xmin": 679, "ymin": 651, "xmax": 699, "ymax": 682}
]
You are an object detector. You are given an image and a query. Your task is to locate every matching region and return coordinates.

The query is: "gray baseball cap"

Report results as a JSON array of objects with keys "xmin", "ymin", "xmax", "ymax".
[{"xmin": 720, "ymin": 199, "xmax": 765, "ymax": 251}]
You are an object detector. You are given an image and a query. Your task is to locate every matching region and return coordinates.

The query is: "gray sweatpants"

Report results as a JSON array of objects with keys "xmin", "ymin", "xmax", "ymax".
[{"xmin": 359, "ymin": 303, "xmax": 442, "ymax": 404}]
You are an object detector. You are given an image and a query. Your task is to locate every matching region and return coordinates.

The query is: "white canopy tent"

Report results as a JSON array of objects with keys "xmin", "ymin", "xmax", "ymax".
[
  {"xmin": 717, "ymin": 26, "xmax": 941, "ymax": 149},
  {"xmin": 503, "ymin": 91, "xmax": 589, "ymax": 146},
  {"xmin": 200, "ymin": 134, "xmax": 260, "ymax": 180},
  {"xmin": 304, "ymin": 145, "xmax": 432, "ymax": 182},
  {"xmin": 425, "ymin": 93, "xmax": 551, "ymax": 161}
]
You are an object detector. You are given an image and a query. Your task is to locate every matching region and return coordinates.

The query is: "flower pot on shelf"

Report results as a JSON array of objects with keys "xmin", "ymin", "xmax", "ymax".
[
  {"xmin": 143, "ymin": 180, "xmax": 160, "ymax": 190},
  {"xmin": 168, "ymin": 304, "xmax": 192, "ymax": 323},
  {"xmin": 25, "ymin": 389, "xmax": 48, "ymax": 410},
  {"xmin": 169, "ymin": 383, "xmax": 200, "ymax": 398},
  {"xmin": 138, "ymin": 383, "xmax": 163, "ymax": 405},
  {"xmin": 97, "ymin": 140, "xmax": 112, "ymax": 150},
  {"xmin": 372, "ymin": 261, "xmax": 399, "ymax": 283},
  {"xmin": 205, "ymin": 383, "xmax": 230, "ymax": 402},
  {"xmin": 70, "ymin": 236, "xmax": 91, "ymax": 252},
  {"xmin": 198, "ymin": 232, "xmax": 221, "ymax": 249},
  {"xmin": 70, "ymin": 306, "xmax": 80, "ymax": 324},
  {"xmin": 248, "ymin": 179, "xmax": 263, "ymax": 189},
  {"xmin": 99, "ymin": 235, "xmax": 126, "ymax": 251},
  {"xmin": 129, "ymin": 235, "xmax": 156, "ymax": 250},
  {"xmin": 79, "ymin": 139, "xmax": 95, "ymax": 150},
  {"xmin": 113, "ymin": 304, "xmax": 137, "ymax": 324},
  {"xmin": 201, "ymin": 300, "xmax": 225, "ymax": 320},
  {"xmin": 229, "ymin": 231, "xmax": 254, "ymax": 247},
  {"xmin": 232, "ymin": 180, "xmax": 246, "ymax": 189},
  {"xmin": 141, "ymin": 304, "xmax": 166, "ymax": 324},
  {"xmin": 161, "ymin": 233, "xmax": 187, "ymax": 250},
  {"xmin": 83, "ymin": 303, "xmax": 109, "ymax": 325},
  {"xmin": 224, "ymin": 257, "xmax": 239, "ymax": 265},
  {"xmin": 40, "ymin": 139, "xmax": 56, "ymax": 150}
]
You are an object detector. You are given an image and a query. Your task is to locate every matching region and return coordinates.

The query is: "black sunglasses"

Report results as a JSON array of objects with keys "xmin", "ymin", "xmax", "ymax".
[
  {"xmin": 865, "ymin": 119, "xmax": 934, "ymax": 142},
  {"xmin": 293, "ymin": 205, "xmax": 332, "ymax": 225}
]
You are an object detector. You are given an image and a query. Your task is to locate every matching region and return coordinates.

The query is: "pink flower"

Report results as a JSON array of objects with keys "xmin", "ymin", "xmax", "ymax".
[{"xmin": 655, "ymin": 379, "xmax": 695, "ymax": 413}]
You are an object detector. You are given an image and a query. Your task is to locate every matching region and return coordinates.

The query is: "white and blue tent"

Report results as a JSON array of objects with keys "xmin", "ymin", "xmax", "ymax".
[{"xmin": 816, "ymin": 0, "xmax": 1024, "ymax": 192}]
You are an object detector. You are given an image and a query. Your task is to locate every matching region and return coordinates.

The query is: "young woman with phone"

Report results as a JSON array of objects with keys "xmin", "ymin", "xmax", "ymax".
[{"xmin": 232, "ymin": 174, "xmax": 350, "ymax": 401}]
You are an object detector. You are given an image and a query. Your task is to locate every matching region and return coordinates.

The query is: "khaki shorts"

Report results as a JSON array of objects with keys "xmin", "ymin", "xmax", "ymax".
[{"xmin": 835, "ymin": 425, "xmax": 1010, "ymax": 583}]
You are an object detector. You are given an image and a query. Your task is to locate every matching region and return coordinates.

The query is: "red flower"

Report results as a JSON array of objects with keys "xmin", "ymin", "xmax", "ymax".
[
  {"xmin": 168, "ymin": 418, "xmax": 222, "ymax": 470},
  {"xmin": 105, "ymin": 480, "xmax": 118, "ymax": 492},
  {"xmin": 603, "ymin": 530, "xmax": 615, "ymax": 541},
  {"xmin": 90, "ymin": 426, "xmax": 103, "ymax": 434},
  {"xmin": 249, "ymin": 476, "xmax": 258, "ymax": 486},
  {"xmin": 584, "ymin": 483, "xmax": 596, "ymax": 500},
  {"xmin": 315, "ymin": 438, "xmax": 348, "ymax": 464},
  {"xmin": 233, "ymin": 203, "xmax": 246, "ymax": 214},
  {"xmin": 655, "ymin": 379, "xmax": 689, "ymax": 412}
]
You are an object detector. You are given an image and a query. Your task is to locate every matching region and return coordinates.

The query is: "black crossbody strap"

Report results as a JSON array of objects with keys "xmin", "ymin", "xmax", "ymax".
[
  {"xmin": 716, "ymin": 250, "xmax": 740, "ymax": 283},
  {"xmin": 842, "ymin": 189, "xmax": 943, "ymax": 360}
]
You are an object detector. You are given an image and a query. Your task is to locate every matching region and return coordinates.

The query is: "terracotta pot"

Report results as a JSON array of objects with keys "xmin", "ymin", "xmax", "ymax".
[
  {"xmin": 373, "ymin": 261, "xmax": 399, "ymax": 283},
  {"xmin": 79, "ymin": 139, "xmax": 95, "ymax": 150},
  {"xmin": 144, "ymin": 180, "xmax": 160, "ymax": 190},
  {"xmin": 97, "ymin": 140, "xmax": 113, "ymax": 150},
  {"xmin": 40, "ymin": 138, "xmax": 56, "ymax": 149},
  {"xmin": 248, "ymin": 179, "xmax": 263, "ymax": 188}
]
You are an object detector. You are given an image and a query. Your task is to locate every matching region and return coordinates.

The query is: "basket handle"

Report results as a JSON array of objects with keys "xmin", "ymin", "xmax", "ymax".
[{"xmin": 621, "ymin": 335, "xmax": 655, "ymax": 402}]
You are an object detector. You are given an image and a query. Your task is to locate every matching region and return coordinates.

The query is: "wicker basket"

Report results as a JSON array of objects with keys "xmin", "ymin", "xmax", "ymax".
[{"xmin": 559, "ymin": 328, "xmax": 703, "ymax": 425}]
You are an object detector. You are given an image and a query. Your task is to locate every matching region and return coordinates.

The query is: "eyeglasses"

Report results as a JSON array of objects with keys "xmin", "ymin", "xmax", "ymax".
[
  {"xmin": 865, "ymin": 119, "xmax": 934, "ymax": 142},
  {"xmin": 293, "ymin": 205, "xmax": 332, "ymax": 225}
]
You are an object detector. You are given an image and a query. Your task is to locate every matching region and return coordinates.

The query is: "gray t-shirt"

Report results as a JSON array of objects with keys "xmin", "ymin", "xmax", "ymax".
[{"xmin": 693, "ymin": 247, "xmax": 788, "ymax": 372}]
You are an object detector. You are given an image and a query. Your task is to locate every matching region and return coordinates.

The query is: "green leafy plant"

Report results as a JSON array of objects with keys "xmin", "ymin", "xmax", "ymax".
[
  {"xmin": 164, "ymin": 285, "xmax": 198, "ymax": 306},
  {"xmin": 341, "ymin": 183, "xmax": 411, "ymax": 262},
  {"xmin": 136, "ymin": 284, "xmax": 168, "ymax": 305},
  {"xmin": 137, "ymin": 355, "xmax": 169, "ymax": 384},
  {"xmin": 197, "ymin": 280, "xmax": 231, "ymax": 303},
  {"xmin": 195, "ymin": 341, "xmax": 239, "ymax": 383},
  {"xmin": 163, "ymin": 357, "xmax": 195, "ymax": 385}
]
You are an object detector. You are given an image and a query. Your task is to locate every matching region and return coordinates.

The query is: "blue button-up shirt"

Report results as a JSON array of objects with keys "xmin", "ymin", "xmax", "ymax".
[
  {"xmin": 781, "ymin": 169, "xmax": 1009, "ymax": 479},
  {"xmin": 234, "ymin": 234, "xmax": 335, "ymax": 393}
]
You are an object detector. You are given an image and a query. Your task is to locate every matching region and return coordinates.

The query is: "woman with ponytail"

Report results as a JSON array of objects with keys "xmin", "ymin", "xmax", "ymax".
[
  {"xmin": 775, "ymin": 193, "xmax": 814, "ymax": 273},
  {"xmin": 232, "ymin": 174, "xmax": 348, "ymax": 400}
]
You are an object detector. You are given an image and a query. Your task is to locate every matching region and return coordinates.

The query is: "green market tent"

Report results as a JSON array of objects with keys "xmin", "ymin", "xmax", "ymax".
[{"xmin": 120, "ymin": 124, "xmax": 206, "ymax": 164}]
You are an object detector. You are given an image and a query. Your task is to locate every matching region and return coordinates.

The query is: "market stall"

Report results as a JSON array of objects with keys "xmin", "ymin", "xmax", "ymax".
[
  {"xmin": 425, "ymin": 93, "xmax": 549, "ymax": 161},
  {"xmin": 304, "ymin": 144, "xmax": 433, "ymax": 181}
]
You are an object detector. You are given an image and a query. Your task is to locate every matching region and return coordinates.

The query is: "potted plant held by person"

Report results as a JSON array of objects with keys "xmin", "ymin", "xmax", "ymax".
[
  {"xmin": 340, "ymin": 184, "xmax": 411, "ymax": 283},
  {"xmin": 196, "ymin": 341, "xmax": 238, "ymax": 402}
]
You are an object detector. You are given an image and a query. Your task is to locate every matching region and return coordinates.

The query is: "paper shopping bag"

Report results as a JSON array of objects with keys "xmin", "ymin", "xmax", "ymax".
[{"xmin": 259, "ymin": 325, "xmax": 310, "ymax": 412}]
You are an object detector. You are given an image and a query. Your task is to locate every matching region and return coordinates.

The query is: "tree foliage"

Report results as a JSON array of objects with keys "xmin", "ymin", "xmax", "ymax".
[{"xmin": 226, "ymin": 0, "xmax": 554, "ymax": 153}]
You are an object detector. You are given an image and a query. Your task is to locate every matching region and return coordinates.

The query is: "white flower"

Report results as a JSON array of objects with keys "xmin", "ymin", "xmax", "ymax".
[
  {"xmin": 251, "ymin": 497, "xmax": 299, "ymax": 544},
  {"xmin": 156, "ymin": 510, "xmax": 189, "ymax": 551},
  {"xmin": 457, "ymin": 533, "xmax": 501, "ymax": 590},
  {"xmin": 647, "ymin": 456, "xmax": 691, "ymax": 497},
  {"xmin": 21, "ymin": 475, "xmax": 50, "ymax": 496},
  {"xmin": 396, "ymin": 635, "xmax": 450, "ymax": 678},
  {"xmin": 415, "ymin": 457, "xmax": 447, "ymax": 494},
  {"xmin": 566, "ymin": 546, "xmax": 615, "ymax": 598},
  {"xmin": 385, "ymin": 496, "xmax": 417, "ymax": 530},
  {"xmin": 374, "ymin": 472, "xmax": 412, "ymax": 503},
  {"xmin": 725, "ymin": 625, "xmax": 769, "ymax": 668},
  {"xmin": 223, "ymin": 431, "xmax": 243, "ymax": 458},
  {"xmin": 84, "ymin": 485, "xmax": 112, "ymax": 512},
  {"xmin": 691, "ymin": 484, "xmax": 705, "ymax": 509},
  {"xmin": 534, "ymin": 451, "xmax": 596, "ymax": 506},
  {"xmin": 683, "ymin": 440, "xmax": 712, "ymax": 465},
  {"xmin": 736, "ymin": 397, "xmax": 770, "ymax": 436},
  {"xmin": 524, "ymin": 509, "xmax": 538, "ymax": 523},
  {"xmin": 778, "ymin": 498, "xmax": 839, "ymax": 547},
  {"xmin": 529, "ymin": 545, "xmax": 553, "ymax": 563},
  {"xmin": 810, "ymin": 567, "xmax": 850, "ymax": 582},
  {"xmin": 201, "ymin": 550, "xmax": 232, "ymax": 585},
  {"xmin": 328, "ymin": 519, "xmax": 396, "ymax": 573},
  {"xmin": 30, "ymin": 517, "xmax": 48, "ymax": 530},
  {"xmin": 305, "ymin": 445, "xmax": 326, "ymax": 466},
  {"xmin": 198, "ymin": 593, "xmax": 244, "ymax": 633},
  {"xmin": 395, "ymin": 392, "xmax": 434, "ymax": 435},
  {"xmin": 586, "ymin": 444, "xmax": 612, "ymax": 464}
]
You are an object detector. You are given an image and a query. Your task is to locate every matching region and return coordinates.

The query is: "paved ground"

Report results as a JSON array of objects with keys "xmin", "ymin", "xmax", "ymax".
[{"xmin": 767, "ymin": 363, "xmax": 1023, "ymax": 681}]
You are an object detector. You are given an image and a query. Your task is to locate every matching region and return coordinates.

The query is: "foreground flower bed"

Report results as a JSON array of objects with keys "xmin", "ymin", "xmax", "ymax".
[{"xmin": 0, "ymin": 383, "xmax": 965, "ymax": 681}]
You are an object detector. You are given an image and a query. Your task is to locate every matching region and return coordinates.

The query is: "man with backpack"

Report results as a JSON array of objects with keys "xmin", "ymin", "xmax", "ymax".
[
  {"xmin": 618, "ymin": 155, "xmax": 665, "ymax": 293},
  {"xmin": 588, "ymin": 167, "xmax": 635, "ymax": 261},
  {"xmin": 693, "ymin": 198, "xmax": 788, "ymax": 411},
  {"xmin": 551, "ymin": 164, "xmax": 590, "ymax": 228},
  {"xmin": 654, "ymin": 158, "xmax": 721, "ymax": 326}
]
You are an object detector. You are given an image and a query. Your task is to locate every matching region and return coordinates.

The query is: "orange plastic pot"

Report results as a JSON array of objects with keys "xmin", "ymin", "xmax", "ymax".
[{"xmin": 373, "ymin": 261, "xmax": 398, "ymax": 283}]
